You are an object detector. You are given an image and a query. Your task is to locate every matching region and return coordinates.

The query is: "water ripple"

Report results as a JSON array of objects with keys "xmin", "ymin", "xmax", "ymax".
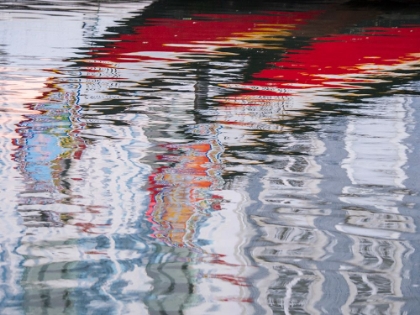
[{"xmin": 1, "ymin": 1, "xmax": 420, "ymax": 314}]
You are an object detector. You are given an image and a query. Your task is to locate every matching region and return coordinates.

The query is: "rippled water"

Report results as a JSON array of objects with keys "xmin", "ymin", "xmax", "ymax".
[{"xmin": 1, "ymin": 0, "xmax": 420, "ymax": 314}]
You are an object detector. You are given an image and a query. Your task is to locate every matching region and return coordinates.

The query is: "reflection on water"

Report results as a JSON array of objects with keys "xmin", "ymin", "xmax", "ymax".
[{"xmin": 1, "ymin": 0, "xmax": 420, "ymax": 314}]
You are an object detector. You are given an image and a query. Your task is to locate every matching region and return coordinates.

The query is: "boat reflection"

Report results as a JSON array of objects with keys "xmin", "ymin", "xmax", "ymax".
[
  {"xmin": 86, "ymin": 7, "xmax": 326, "ymax": 313},
  {"xmin": 1, "ymin": 0, "xmax": 420, "ymax": 314}
]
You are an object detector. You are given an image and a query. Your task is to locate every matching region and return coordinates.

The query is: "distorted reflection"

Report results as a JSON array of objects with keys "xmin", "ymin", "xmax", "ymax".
[{"xmin": 0, "ymin": 1, "xmax": 420, "ymax": 314}]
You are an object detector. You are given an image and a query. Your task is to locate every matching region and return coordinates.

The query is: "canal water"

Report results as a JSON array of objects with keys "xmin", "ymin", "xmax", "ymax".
[{"xmin": 1, "ymin": 0, "xmax": 420, "ymax": 314}]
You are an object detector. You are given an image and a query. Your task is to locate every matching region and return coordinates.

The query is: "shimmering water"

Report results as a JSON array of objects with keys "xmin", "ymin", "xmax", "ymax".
[{"xmin": 1, "ymin": 0, "xmax": 420, "ymax": 314}]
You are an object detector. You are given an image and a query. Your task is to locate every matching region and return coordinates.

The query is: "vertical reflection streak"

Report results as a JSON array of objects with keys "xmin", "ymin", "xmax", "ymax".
[{"xmin": 338, "ymin": 95, "xmax": 413, "ymax": 314}]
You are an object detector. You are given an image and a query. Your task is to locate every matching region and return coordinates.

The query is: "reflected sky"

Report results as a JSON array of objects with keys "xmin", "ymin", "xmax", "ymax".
[{"xmin": 1, "ymin": 0, "xmax": 420, "ymax": 314}]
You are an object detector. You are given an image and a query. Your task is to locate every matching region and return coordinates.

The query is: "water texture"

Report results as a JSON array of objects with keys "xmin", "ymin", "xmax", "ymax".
[{"xmin": 1, "ymin": 0, "xmax": 420, "ymax": 314}]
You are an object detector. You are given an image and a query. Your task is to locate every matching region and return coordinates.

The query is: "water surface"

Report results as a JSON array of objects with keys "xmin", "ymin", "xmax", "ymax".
[{"xmin": 1, "ymin": 0, "xmax": 420, "ymax": 314}]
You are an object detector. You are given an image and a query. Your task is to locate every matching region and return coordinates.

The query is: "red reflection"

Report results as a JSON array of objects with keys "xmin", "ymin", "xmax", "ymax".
[
  {"xmin": 207, "ymin": 273, "xmax": 249, "ymax": 287},
  {"xmin": 221, "ymin": 26, "xmax": 420, "ymax": 105},
  {"xmin": 90, "ymin": 11, "xmax": 320, "ymax": 62},
  {"xmin": 218, "ymin": 297, "xmax": 254, "ymax": 303}
]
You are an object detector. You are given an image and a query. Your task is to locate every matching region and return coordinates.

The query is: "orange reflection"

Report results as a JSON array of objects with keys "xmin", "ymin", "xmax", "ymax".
[{"xmin": 147, "ymin": 125, "xmax": 223, "ymax": 247}]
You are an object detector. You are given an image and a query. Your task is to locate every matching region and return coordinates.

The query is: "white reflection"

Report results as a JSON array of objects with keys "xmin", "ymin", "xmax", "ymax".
[{"xmin": 338, "ymin": 95, "xmax": 413, "ymax": 314}]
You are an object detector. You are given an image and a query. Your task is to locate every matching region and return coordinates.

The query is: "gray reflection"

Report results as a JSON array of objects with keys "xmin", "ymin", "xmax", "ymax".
[
  {"xmin": 401, "ymin": 82, "xmax": 420, "ymax": 315},
  {"xmin": 338, "ymin": 95, "xmax": 412, "ymax": 314}
]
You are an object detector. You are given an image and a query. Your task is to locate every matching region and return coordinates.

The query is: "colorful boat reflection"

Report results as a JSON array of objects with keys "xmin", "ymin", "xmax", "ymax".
[{"xmin": 1, "ymin": 1, "xmax": 420, "ymax": 314}]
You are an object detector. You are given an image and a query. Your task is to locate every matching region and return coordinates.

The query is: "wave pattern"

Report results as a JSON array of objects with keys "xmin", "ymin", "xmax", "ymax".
[{"xmin": 0, "ymin": 1, "xmax": 420, "ymax": 314}]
